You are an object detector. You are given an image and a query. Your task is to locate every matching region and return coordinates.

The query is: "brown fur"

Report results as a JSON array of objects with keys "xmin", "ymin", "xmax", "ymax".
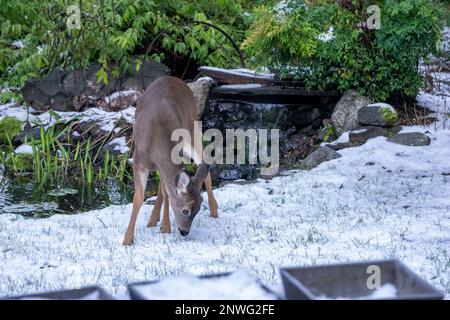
[{"xmin": 123, "ymin": 77, "xmax": 218, "ymax": 245}]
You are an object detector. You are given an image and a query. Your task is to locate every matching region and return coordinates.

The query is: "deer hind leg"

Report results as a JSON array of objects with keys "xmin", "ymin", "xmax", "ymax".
[
  {"xmin": 123, "ymin": 164, "xmax": 149, "ymax": 245},
  {"xmin": 204, "ymin": 172, "xmax": 218, "ymax": 218},
  {"xmin": 147, "ymin": 179, "xmax": 163, "ymax": 228},
  {"xmin": 160, "ymin": 180, "xmax": 171, "ymax": 233}
]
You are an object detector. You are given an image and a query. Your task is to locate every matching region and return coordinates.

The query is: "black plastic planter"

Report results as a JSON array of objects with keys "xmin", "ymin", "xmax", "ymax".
[
  {"xmin": 5, "ymin": 286, "xmax": 112, "ymax": 300},
  {"xmin": 128, "ymin": 272, "xmax": 279, "ymax": 300},
  {"xmin": 280, "ymin": 259, "xmax": 444, "ymax": 300}
]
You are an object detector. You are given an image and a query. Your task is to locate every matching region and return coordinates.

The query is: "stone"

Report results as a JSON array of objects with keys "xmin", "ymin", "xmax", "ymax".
[
  {"xmin": 22, "ymin": 61, "xmax": 170, "ymax": 111},
  {"xmin": 349, "ymin": 126, "xmax": 389, "ymax": 144},
  {"xmin": 388, "ymin": 132, "xmax": 431, "ymax": 146},
  {"xmin": 188, "ymin": 77, "xmax": 214, "ymax": 119},
  {"xmin": 357, "ymin": 103, "xmax": 398, "ymax": 127},
  {"xmin": 325, "ymin": 142, "xmax": 359, "ymax": 151},
  {"xmin": 331, "ymin": 90, "xmax": 371, "ymax": 136},
  {"xmin": 301, "ymin": 147, "xmax": 341, "ymax": 170},
  {"xmin": 12, "ymin": 126, "xmax": 41, "ymax": 147}
]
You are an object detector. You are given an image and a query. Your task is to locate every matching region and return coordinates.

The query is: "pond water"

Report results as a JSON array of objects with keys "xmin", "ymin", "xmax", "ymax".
[{"xmin": 0, "ymin": 167, "xmax": 138, "ymax": 217}]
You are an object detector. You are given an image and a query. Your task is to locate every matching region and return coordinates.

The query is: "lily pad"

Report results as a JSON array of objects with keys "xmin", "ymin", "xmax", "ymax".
[
  {"xmin": 48, "ymin": 188, "xmax": 78, "ymax": 197},
  {"xmin": 48, "ymin": 190, "xmax": 67, "ymax": 197},
  {"xmin": 60, "ymin": 188, "xmax": 78, "ymax": 195}
]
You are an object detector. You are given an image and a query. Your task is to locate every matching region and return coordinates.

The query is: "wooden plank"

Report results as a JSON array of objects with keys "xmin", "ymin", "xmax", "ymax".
[
  {"xmin": 199, "ymin": 66, "xmax": 275, "ymax": 85},
  {"xmin": 211, "ymin": 84, "xmax": 341, "ymax": 106}
]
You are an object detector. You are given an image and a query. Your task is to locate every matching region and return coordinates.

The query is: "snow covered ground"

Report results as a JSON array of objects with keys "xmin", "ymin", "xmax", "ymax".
[{"xmin": 1, "ymin": 118, "xmax": 449, "ymax": 298}]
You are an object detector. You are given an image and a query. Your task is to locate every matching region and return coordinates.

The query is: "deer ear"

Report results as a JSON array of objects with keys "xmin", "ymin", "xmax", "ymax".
[
  {"xmin": 192, "ymin": 163, "xmax": 209, "ymax": 186},
  {"xmin": 176, "ymin": 169, "xmax": 191, "ymax": 194}
]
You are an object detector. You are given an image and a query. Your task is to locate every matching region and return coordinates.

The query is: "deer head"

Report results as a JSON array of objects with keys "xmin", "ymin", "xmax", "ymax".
[{"xmin": 172, "ymin": 163, "xmax": 210, "ymax": 236}]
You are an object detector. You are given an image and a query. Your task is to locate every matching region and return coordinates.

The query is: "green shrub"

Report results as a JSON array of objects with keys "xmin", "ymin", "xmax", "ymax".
[
  {"xmin": 380, "ymin": 107, "xmax": 398, "ymax": 125},
  {"xmin": 0, "ymin": 116, "xmax": 23, "ymax": 146},
  {"xmin": 243, "ymin": 0, "xmax": 446, "ymax": 100},
  {"xmin": 0, "ymin": 0, "xmax": 257, "ymax": 94}
]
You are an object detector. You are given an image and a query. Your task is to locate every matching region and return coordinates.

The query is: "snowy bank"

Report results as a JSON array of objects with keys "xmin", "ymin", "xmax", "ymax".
[{"xmin": 1, "ymin": 124, "xmax": 449, "ymax": 298}]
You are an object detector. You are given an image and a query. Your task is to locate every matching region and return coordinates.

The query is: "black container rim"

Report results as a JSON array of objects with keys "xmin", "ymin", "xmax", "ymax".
[
  {"xmin": 3, "ymin": 285, "xmax": 113, "ymax": 300},
  {"xmin": 279, "ymin": 258, "xmax": 444, "ymax": 300}
]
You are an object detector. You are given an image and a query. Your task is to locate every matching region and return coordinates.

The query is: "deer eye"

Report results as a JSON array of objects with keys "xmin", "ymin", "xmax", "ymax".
[{"xmin": 181, "ymin": 208, "xmax": 190, "ymax": 217}]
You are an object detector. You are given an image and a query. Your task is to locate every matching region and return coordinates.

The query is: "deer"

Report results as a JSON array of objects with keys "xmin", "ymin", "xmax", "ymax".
[{"xmin": 122, "ymin": 76, "xmax": 218, "ymax": 245}]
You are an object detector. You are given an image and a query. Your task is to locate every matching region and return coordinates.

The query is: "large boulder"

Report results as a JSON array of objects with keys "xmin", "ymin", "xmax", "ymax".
[
  {"xmin": 301, "ymin": 146, "xmax": 341, "ymax": 170},
  {"xmin": 23, "ymin": 61, "xmax": 170, "ymax": 112},
  {"xmin": 357, "ymin": 103, "xmax": 398, "ymax": 127},
  {"xmin": 188, "ymin": 77, "xmax": 214, "ymax": 119},
  {"xmin": 388, "ymin": 132, "xmax": 431, "ymax": 146},
  {"xmin": 331, "ymin": 90, "xmax": 371, "ymax": 136}
]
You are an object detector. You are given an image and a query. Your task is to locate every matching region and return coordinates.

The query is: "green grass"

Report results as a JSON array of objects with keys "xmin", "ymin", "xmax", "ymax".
[
  {"xmin": 0, "ymin": 114, "xmax": 132, "ymax": 190},
  {"xmin": 0, "ymin": 116, "xmax": 22, "ymax": 146}
]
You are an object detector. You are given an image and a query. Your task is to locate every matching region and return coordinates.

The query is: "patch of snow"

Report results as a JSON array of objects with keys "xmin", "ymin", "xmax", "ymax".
[
  {"xmin": 318, "ymin": 283, "xmax": 398, "ymax": 300},
  {"xmin": 14, "ymin": 144, "xmax": 33, "ymax": 154},
  {"xmin": 0, "ymin": 104, "xmax": 36, "ymax": 123},
  {"xmin": 104, "ymin": 90, "xmax": 140, "ymax": 104},
  {"xmin": 195, "ymin": 77, "xmax": 214, "ymax": 83},
  {"xmin": 133, "ymin": 271, "xmax": 277, "ymax": 300},
  {"xmin": 350, "ymin": 128, "xmax": 368, "ymax": 134},
  {"xmin": 11, "ymin": 40, "xmax": 25, "ymax": 49},
  {"xmin": 323, "ymin": 131, "xmax": 350, "ymax": 146},
  {"xmin": 201, "ymin": 66, "xmax": 274, "ymax": 79},
  {"xmin": 366, "ymin": 103, "xmax": 396, "ymax": 112},
  {"xmin": 368, "ymin": 283, "xmax": 398, "ymax": 299},
  {"xmin": 108, "ymin": 137, "xmax": 129, "ymax": 154},
  {"xmin": 219, "ymin": 83, "xmax": 263, "ymax": 89},
  {"xmin": 317, "ymin": 26, "xmax": 335, "ymax": 42}
]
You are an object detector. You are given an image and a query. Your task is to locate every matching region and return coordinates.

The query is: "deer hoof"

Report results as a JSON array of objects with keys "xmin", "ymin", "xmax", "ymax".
[
  {"xmin": 122, "ymin": 235, "xmax": 134, "ymax": 246},
  {"xmin": 160, "ymin": 226, "xmax": 171, "ymax": 234}
]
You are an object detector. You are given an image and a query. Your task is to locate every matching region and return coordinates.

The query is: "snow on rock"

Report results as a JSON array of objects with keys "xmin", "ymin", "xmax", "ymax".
[
  {"xmin": 219, "ymin": 83, "xmax": 263, "ymax": 89},
  {"xmin": 0, "ymin": 103, "xmax": 36, "ymax": 123},
  {"xmin": 108, "ymin": 136, "xmax": 130, "ymax": 154},
  {"xmin": 132, "ymin": 271, "xmax": 277, "ymax": 300},
  {"xmin": 104, "ymin": 89, "xmax": 140, "ymax": 104},
  {"xmin": 14, "ymin": 144, "xmax": 33, "ymax": 154}
]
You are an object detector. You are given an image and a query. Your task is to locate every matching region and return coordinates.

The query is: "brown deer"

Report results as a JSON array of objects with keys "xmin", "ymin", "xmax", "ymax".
[{"xmin": 122, "ymin": 76, "xmax": 218, "ymax": 245}]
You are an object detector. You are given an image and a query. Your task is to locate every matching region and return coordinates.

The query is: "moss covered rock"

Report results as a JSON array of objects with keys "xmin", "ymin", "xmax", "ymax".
[
  {"xmin": 6, "ymin": 153, "xmax": 34, "ymax": 172},
  {"xmin": 0, "ymin": 116, "xmax": 23, "ymax": 146},
  {"xmin": 357, "ymin": 103, "xmax": 398, "ymax": 127}
]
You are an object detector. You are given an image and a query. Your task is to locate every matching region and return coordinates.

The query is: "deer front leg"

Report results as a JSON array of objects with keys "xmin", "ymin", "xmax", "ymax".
[
  {"xmin": 160, "ymin": 180, "xmax": 171, "ymax": 233},
  {"xmin": 123, "ymin": 165, "xmax": 149, "ymax": 245},
  {"xmin": 147, "ymin": 179, "xmax": 163, "ymax": 228},
  {"xmin": 204, "ymin": 172, "xmax": 218, "ymax": 218}
]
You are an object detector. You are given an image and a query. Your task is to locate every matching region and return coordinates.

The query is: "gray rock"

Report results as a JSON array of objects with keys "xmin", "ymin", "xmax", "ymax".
[
  {"xmin": 349, "ymin": 126, "xmax": 389, "ymax": 144},
  {"xmin": 188, "ymin": 77, "xmax": 214, "ymax": 119},
  {"xmin": 358, "ymin": 103, "xmax": 398, "ymax": 127},
  {"xmin": 12, "ymin": 126, "xmax": 41, "ymax": 146},
  {"xmin": 331, "ymin": 90, "xmax": 371, "ymax": 136},
  {"xmin": 219, "ymin": 169, "xmax": 242, "ymax": 181},
  {"xmin": 388, "ymin": 132, "xmax": 431, "ymax": 146},
  {"xmin": 325, "ymin": 142, "xmax": 359, "ymax": 151},
  {"xmin": 23, "ymin": 61, "xmax": 170, "ymax": 111},
  {"xmin": 301, "ymin": 147, "xmax": 341, "ymax": 170}
]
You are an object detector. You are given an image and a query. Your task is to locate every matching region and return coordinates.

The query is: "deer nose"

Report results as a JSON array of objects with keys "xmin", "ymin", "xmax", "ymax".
[{"xmin": 178, "ymin": 228, "xmax": 189, "ymax": 236}]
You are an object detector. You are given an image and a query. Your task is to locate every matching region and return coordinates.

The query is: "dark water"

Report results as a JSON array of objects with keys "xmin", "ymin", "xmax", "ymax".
[{"xmin": 0, "ymin": 168, "xmax": 137, "ymax": 217}]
